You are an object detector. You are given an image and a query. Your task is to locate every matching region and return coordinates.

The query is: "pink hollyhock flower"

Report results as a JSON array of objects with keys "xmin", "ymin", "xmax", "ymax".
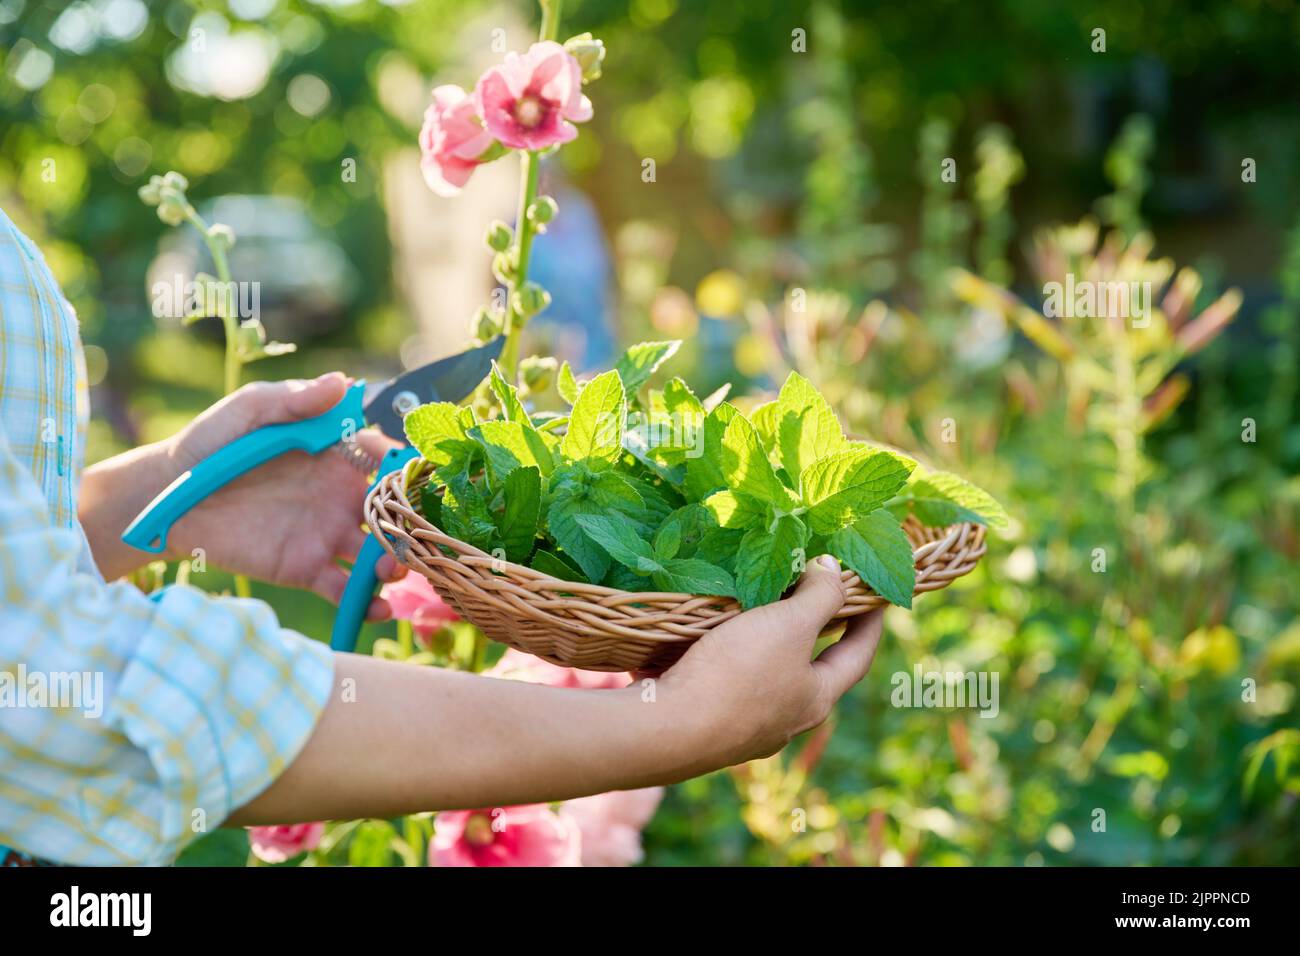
[
  {"xmin": 419, "ymin": 84, "xmax": 495, "ymax": 196},
  {"xmin": 247, "ymin": 823, "xmax": 324, "ymax": 863},
  {"xmin": 474, "ymin": 41, "xmax": 592, "ymax": 151},
  {"xmin": 431, "ymin": 805, "xmax": 581, "ymax": 867},
  {"xmin": 380, "ymin": 572, "xmax": 459, "ymax": 641},
  {"xmin": 562, "ymin": 787, "xmax": 664, "ymax": 867},
  {"xmin": 487, "ymin": 647, "xmax": 629, "ymax": 689}
]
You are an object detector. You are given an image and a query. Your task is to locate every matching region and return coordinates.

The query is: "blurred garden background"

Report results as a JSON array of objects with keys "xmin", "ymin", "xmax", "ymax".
[{"xmin": 2, "ymin": 0, "xmax": 1298, "ymax": 865}]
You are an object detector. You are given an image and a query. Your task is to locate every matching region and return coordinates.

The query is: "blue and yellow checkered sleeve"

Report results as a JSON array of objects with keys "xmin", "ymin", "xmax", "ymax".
[{"xmin": 0, "ymin": 378, "xmax": 335, "ymax": 867}]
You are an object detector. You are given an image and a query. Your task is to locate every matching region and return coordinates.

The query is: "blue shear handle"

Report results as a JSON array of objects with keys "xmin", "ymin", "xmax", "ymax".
[
  {"xmin": 121, "ymin": 383, "xmax": 368, "ymax": 554},
  {"xmin": 330, "ymin": 446, "xmax": 420, "ymax": 653}
]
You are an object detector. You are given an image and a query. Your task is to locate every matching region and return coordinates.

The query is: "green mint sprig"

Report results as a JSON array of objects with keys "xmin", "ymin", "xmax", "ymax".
[{"xmin": 403, "ymin": 340, "xmax": 1006, "ymax": 609}]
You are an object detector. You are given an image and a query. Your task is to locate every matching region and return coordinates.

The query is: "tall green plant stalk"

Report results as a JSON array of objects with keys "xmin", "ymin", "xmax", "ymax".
[
  {"xmin": 182, "ymin": 205, "xmax": 242, "ymax": 397},
  {"xmin": 140, "ymin": 172, "xmax": 297, "ymax": 599},
  {"xmin": 184, "ymin": 201, "xmax": 252, "ymax": 597},
  {"xmin": 500, "ymin": 0, "xmax": 563, "ymax": 380}
]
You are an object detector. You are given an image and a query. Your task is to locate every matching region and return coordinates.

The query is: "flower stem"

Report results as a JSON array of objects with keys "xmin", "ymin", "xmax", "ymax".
[
  {"xmin": 183, "ymin": 203, "xmax": 251, "ymax": 599},
  {"xmin": 182, "ymin": 204, "xmax": 242, "ymax": 396},
  {"xmin": 501, "ymin": 151, "xmax": 540, "ymax": 379},
  {"xmin": 540, "ymin": 0, "xmax": 562, "ymax": 41},
  {"xmin": 500, "ymin": 0, "xmax": 563, "ymax": 381}
]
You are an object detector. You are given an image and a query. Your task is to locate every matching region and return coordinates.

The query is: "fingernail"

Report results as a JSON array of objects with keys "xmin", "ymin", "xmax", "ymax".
[{"xmin": 818, "ymin": 554, "xmax": 840, "ymax": 572}]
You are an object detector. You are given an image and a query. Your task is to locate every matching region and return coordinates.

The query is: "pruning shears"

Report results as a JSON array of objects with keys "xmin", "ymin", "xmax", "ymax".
[{"xmin": 121, "ymin": 337, "xmax": 505, "ymax": 653}]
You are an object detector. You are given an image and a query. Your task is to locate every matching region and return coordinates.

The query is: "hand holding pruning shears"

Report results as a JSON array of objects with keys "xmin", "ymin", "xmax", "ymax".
[{"xmin": 116, "ymin": 338, "xmax": 504, "ymax": 650}]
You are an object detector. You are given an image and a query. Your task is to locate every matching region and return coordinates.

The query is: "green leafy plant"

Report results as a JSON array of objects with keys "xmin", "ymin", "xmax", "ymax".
[{"xmin": 404, "ymin": 341, "xmax": 1006, "ymax": 610}]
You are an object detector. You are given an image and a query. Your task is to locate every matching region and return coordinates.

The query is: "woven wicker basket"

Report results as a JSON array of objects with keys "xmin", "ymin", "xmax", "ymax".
[{"xmin": 364, "ymin": 459, "xmax": 988, "ymax": 672}]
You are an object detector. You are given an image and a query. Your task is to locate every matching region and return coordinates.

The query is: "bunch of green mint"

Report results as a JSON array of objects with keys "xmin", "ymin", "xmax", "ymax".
[{"xmin": 402, "ymin": 340, "xmax": 1007, "ymax": 610}]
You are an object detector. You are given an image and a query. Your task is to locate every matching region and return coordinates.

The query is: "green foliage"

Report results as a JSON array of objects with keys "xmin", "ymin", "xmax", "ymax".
[
  {"xmin": 406, "ymin": 342, "xmax": 1004, "ymax": 609},
  {"xmin": 174, "ymin": 829, "xmax": 251, "ymax": 868}
]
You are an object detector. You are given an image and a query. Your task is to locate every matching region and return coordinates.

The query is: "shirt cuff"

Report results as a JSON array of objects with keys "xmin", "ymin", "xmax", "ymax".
[{"xmin": 98, "ymin": 584, "xmax": 334, "ymax": 864}]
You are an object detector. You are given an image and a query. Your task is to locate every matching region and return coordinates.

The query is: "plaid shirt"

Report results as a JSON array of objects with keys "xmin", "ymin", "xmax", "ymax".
[{"xmin": 0, "ymin": 206, "xmax": 334, "ymax": 865}]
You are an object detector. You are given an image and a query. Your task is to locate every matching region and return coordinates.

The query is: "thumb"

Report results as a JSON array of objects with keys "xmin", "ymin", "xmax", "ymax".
[
  {"xmin": 779, "ymin": 554, "xmax": 847, "ymax": 639},
  {"xmin": 241, "ymin": 371, "xmax": 349, "ymax": 428}
]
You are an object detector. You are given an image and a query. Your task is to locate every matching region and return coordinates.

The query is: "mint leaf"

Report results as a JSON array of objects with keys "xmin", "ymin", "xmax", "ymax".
[
  {"xmin": 404, "ymin": 401, "xmax": 463, "ymax": 450},
  {"xmin": 751, "ymin": 400, "xmax": 782, "ymax": 453},
  {"xmin": 654, "ymin": 503, "xmax": 713, "ymax": 559},
  {"xmin": 441, "ymin": 473, "xmax": 497, "ymax": 552},
  {"xmin": 532, "ymin": 548, "xmax": 588, "ymax": 583},
  {"xmin": 802, "ymin": 446, "xmax": 914, "ymax": 503},
  {"xmin": 489, "ymin": 363, "xmax": 528, "ymax": 423},
  {"xmin": 703, "ymin": 489, "xmax": 767, "ymax": 529},
  {"xmin": 404, "ymin": 402, "xmax": 476, "ymax": 476},
  {"xmin": 774, "ymin": 372, "xmax": 846, "ymax": 485},
  {"xmin": 561, "ymin": 369, "xmax": 625, "ymax": 465},
  {"xmin": 654, "ymin": 519, "xmax": 681, "ymax": 560},
  {"xmin": 661, "ymin": 377, "xmax": 704, "ymax": 419},
  {"xmin": 894, "ymin": 468, "xmax": 1009, "ymax": 531},
  {"xmin": 802, "ymin": 446, "xmax": 914, "ymax": 534},
  {"xmin": 544, "ymin": 467, "xmax": 647, "ymax": 581},
  {"xmin": 720, "ymin": 414, "xmax": 801, "ymax": 511},
  {"xmin": 623, "ymin": 411, "xmax": 687, "ymax": 485},
  {"xmin": 684, "ymin": 401, "xmax": 736, "ymax": 500},
  {"xmin": 734, "ymin": 513, "xmax": 808, "ymax": 609},
  {"xmin": 617, "ymin": 474, "xmax": 677, "ymax": 530},
  {"xmin": 588, "ymin": 470, "xmax": 646, "ymax": 512},
  {"xmin": 470, "ymin": 420, "xmax": 555, "ymax": 483},
  {"xmin": 495, "ymin": 466, "xmax": 541, "ymax": 562},
  {"xmin": 533, "ymin": 412, "xmax": 568, "ymax": 433},
  {"xmin": 695, "ymin": 526, "xmax": 744, "ymax": 571},
  {"xmin": 603, "ymin": 563, "xmax": 648, "ymax": 591},
  {"xmin": 653, "ymin": 558, "xmax": 735, "ymax": 597},
  {"xmin": 827, "ymin": 509, "xmax": 916, "ymax": 608},
  {"xmin": 615, "ymin": 340, "xmax": 681, "ymax": 396},
  {"xmin": 557, "ymin": 361, "xmax": 581, "ymax": 404},
  {"xmin": 574, "ymin": 514, "xmax": 661, "ymax": 574},
  {"xmin": 546, "ymin": 486, "xmax": 612, "ymax": 582},
  {"xmin": 420, "ymin": 486, "xmax": 443, "ymax": 528}
]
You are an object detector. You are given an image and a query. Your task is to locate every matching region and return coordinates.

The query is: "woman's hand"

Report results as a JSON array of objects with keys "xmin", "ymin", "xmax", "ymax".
[
  {"xmin": 655, "ymin": 555, "xmax": 886, "ymax": 766},
  {"xmin": 81, "ymin": 373, "xmax": 405, "ymax": 618}
]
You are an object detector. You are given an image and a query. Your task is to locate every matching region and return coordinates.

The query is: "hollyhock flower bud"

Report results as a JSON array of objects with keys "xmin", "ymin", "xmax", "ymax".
[
  {"xmin": 484, "ymin": 219, "xmax": 513, "ymax": 252},
  {"xmin": 156, "ymin": 198, "xmax": 187, "ymax": 227},
  {"xmin": 527, "ymin": 195, "xmax": 558, "ymax": 225},
  {"xmin": 208, "ymin": 223, "xmax": 236, "ymax": 250},
  {"xmin": 471, "ymin": 307, "xmax": 504, "ymax": 341},
  {"xmin": 563, "ymin": 33, "xmax": 605, "ymax": 84},
  {"xmin": 474, "ymin": 41, "xmax": 592, "ymax": 151},
  {"xmin": 419, "ymin": 84, "xmax": 496, "ymax": 197},
  {"xmin": 512, "ymin": 282, "xmax": 551, "ymax": 318},
  {"xmin": 520, "ymin": 354, "xmax": 557, "ymax": 393},
  {"xmin": 491, "ymin": 251, "xmax": 516, "ymax": 285},
  {"xmin": 137, "ymin": 174, "xmax": 165, "ymax": 206}
]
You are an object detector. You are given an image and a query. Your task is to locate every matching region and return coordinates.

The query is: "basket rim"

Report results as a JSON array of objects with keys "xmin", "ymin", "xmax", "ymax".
[{"xmin": 364, "ymin": 457, "xmax": 989, "ymax": 612}]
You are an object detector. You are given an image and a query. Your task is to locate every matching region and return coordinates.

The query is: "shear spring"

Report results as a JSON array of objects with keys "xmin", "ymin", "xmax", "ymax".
[{"xmin": 332, "ymin": 440, "xmax": 379, "ymax": 475}]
